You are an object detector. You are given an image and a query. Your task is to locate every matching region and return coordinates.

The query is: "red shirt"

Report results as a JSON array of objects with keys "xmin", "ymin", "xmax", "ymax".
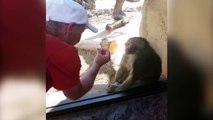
[{"xmin": 46, "ymin": 34, "xmax": 81, "ymax": 91}]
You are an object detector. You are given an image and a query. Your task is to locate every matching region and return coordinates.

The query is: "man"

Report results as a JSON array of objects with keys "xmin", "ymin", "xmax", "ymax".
[{"xmin": 46, "ymin": 0, "xmax": 111, "ymax": 100}]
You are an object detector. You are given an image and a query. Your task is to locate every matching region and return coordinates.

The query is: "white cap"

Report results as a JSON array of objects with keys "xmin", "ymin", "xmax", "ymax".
[{"xmin": 46, "ymin": 0, "xmax": 98, "ymax": 33}]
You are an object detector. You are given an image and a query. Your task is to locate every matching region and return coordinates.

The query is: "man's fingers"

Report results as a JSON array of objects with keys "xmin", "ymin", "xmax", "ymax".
[
  {"xmin": 101, "ymin": 49, "xmax": 107, "ymax": 55},
  {"xmin": 97, "ymin": 48, "xmax": 106, "ymax": 55},
  {"xmin": 97, "ymin": 48, "xmax": 102, "ymax": 53}
]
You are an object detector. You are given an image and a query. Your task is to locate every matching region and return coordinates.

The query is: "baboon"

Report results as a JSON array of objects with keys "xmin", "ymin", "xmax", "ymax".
[{"xmin": 107, "ymin": 37, "xmax": 161, "ymax": 92}]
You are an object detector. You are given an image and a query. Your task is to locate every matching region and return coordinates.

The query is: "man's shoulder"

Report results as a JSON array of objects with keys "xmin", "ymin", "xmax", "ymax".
[
  {"xmin": 46, "ymin": 34, "xmax": 79, "ymax": 62},
  {"xmin": 46, "ymin": 34, "xmax": 67, "ymax": 46}
]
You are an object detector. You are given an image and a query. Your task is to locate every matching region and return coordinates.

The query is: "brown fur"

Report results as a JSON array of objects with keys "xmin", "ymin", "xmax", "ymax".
[{"xmin": 107, "ymin": 37, "xmax": 162, "ymax": 92}]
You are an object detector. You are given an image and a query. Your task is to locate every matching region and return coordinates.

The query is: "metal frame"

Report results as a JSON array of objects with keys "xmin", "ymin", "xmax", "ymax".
[{"xmin": 46, "ymin": 81, "xmax": 167, "ymax": 118}]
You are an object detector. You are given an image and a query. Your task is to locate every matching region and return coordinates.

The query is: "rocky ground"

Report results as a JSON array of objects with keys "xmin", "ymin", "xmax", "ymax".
[{"xmin": 47, "ymin": 0, "xmax": 144, "ymax": 107}]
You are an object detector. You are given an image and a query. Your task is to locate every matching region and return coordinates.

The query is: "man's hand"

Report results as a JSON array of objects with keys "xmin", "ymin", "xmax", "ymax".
[
  {"xmin": 63, "ymin": 48, "xmax": 110, "ymax": 100},
  {"xmin": 93, "ymin": 48, "xmax": 111, "ymax": 67}
]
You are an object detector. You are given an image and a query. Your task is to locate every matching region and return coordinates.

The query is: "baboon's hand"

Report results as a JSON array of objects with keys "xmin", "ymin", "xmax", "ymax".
[{"xmin": 106, "ymin": 83, "xmax": 119, "ymax": 93}]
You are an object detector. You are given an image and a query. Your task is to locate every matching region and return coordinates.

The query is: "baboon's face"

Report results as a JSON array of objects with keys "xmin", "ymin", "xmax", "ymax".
[
  {"xmin": 125, "ymin": 39, "xmax": 137, "ymax": 54},
  {"xmin": 125, "ymin": 38, "xmax": 146, "ymax": 54}
]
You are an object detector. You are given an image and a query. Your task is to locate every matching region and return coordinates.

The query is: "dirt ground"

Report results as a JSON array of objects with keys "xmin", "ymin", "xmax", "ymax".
[{"xmin": 46, "ymin": 0, "xmax": 144, "ymax": 107}]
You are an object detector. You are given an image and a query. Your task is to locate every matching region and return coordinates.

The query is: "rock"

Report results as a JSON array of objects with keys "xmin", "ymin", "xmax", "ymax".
[
  {"xmin": 126, "ymin": 0, "xmax": 140, "ymax": 2},
  {"xmin": 73, "ymin": 0, "xmax": 96, "ymax": 9},
  {"xmin": 139, "ymin": 0, "xmax": 167, "ymax": 77}
]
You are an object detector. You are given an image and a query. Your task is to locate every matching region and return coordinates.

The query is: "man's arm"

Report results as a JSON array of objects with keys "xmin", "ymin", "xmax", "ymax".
[{"xmin": 63, "ymin": 48, "xmax": 110, "ymax": 100}]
